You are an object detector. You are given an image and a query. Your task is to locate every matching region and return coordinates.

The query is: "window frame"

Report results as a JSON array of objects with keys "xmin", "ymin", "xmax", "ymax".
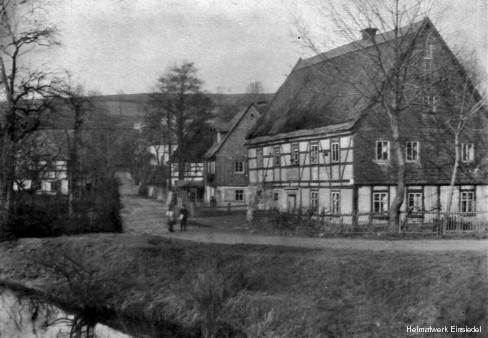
[
  {"xmin": 273, "ymin": 146, "xmax": 281, "ymax": 167},
  {"xmin": 235, "ymin": 189, "xmax": 244, "ymax": 201},
  {"xmin": 234, "ymin": 161, "xmax": 244, "ymax": 174},
  {"xmin": 461, "ymin": 143, "xmax": 474, "ymax": 163},
  {"xmin": 331, "ymin": 141, "xmax": 340, "ymax": 163},
  {"xmin": 290, "ymin": 143, "xmax": 299, "ymax": 166},
  {"xmin": 373, "ymin": 192, "xmax": 389, "ymax": 213},
  {"xmin": 376, "ymin": 141, "xmax": 390, "ymax": 161},
  {"xmin": 310, "ymin": 190, "xmax": 318, "ymax": 209},
  {"xmin": 331, "ymin": 191, "xmax": 341, "ymax": 214},
  {"xmin": 460, "ymin": 190, "xmax": 475, "ymax": 214},
  {"xmin": 407, "ymin": 192, "xmax": 423, "ymax": 212},
  {"xmin": 406, "ymin": 141, "xmax": 419, "ymax": 162},
  {"xmin": 310, "ymin": 142, "xmax": 319, "ymax": 164},
  {"xmin": 256, "ymin": 148, "xmax": 264, "ymax": 168}
]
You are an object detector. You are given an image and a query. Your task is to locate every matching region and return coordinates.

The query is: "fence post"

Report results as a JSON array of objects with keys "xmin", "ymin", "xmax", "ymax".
[{"xmin": 442, "ymin": 212, "xmax": 448, "ymax": 235}]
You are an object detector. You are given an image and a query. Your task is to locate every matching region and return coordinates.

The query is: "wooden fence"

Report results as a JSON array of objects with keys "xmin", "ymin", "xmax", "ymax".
[{"xmin": 252, "ymin": 209, "xmax": 488, "ymax": 234}]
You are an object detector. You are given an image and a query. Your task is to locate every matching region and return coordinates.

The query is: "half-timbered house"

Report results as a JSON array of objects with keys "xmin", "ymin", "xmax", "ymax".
[{"xmin": 246, "ymin": 18, "xmax": 488, "ymax": 220}]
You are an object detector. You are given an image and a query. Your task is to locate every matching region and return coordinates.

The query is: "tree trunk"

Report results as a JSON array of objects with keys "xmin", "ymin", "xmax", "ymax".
[
  {"xmin": 388, "ymin": 116, "xmax": 406, "ymax": 233},
  {"xmin": 444, "ymin": 131, "xmax": 461, "ymax": 234},
  {"xmin": 446, "ymin": 132, "xmax": 460, "ymax": 214}
]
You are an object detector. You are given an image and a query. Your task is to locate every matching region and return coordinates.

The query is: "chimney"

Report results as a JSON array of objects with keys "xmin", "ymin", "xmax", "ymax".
[{"xmin": 361, "ymin": 27, "xmax": 378, "ymax": 42}]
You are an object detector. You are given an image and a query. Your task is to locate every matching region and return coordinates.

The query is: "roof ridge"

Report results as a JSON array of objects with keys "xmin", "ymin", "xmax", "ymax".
[{"xmin": 297, "ymin": 17, "xmax": 428, "ymax": 70}]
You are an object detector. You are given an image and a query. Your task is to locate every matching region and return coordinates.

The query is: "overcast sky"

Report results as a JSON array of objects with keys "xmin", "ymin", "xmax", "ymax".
[{"xmin": 36, "ymin": 0, "xmax": 487, "ymax": 95}]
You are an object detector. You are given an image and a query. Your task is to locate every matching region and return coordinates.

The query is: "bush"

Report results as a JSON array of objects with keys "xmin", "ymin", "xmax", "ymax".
[{"xmin": 6, "ymin": 177, "xmax": 123, "ymax": 238}]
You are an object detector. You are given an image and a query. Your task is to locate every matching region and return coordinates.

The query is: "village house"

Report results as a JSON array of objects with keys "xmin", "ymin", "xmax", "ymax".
[
  {"xmin": 14, "ymin": 130, "xmax": 70, "ymax": 195},
  {"xmin": 245, "ymin": 18, "xmax": 488, "ymax": 220},
  {"xmin": 170, "ymin": 121, "xmax": 215, "ymax": 201},
  {"xmin": 203, "ymin": 104, "xmax": 262, "ymax": 206}
]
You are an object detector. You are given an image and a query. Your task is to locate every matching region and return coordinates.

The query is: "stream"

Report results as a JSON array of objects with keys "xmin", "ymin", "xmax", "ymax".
[{"xmin": 0, "ymin": 287, "xmax": 133, "ymax": 338}]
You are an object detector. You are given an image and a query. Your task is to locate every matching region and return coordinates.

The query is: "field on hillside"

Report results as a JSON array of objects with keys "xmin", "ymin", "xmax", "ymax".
[{"xmin": 0, "ymin": 234, "xmax": 486, "ymax": 337}]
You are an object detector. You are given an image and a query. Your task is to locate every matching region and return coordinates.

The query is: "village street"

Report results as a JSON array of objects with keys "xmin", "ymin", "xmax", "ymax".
[{"xmin": 120, "ymin": 191, "xmax": 488, "ymax": 253}]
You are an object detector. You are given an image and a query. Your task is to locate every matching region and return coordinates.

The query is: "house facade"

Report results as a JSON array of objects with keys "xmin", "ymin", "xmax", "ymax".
[
  {"xmin": 14, "ymin": 130, "xmax": 70, "ymax": 195},
  {"xmin": 203, "ymin": 104, "xmax": 261, "ymax": 206},
  {"xmin": 246, "ymin": 18, "xmax": 488, "ymax": 220}
]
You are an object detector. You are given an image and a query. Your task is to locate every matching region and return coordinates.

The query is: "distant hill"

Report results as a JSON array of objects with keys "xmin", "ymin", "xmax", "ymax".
[
  {"xmin": 37, "ymin": 92, "xmax": 274, "ymax": 130},
  {"xmin": 90, "ymin": 92, "xmax": 274, "ymax": 122}
]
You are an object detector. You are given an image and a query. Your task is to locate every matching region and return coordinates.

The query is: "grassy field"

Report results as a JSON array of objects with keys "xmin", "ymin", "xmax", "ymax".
[{"xmin": 0, "ymin": 234, "xmax": 486, "ymax": 337}]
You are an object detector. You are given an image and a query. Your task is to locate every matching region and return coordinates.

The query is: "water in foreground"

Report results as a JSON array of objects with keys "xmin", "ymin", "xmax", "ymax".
[{"xmin": 0, "ymin": 287, "xmax": 132, "ymax": 338}]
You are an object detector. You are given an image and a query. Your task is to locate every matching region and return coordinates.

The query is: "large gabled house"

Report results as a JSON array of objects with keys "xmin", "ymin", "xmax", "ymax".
[
  {"xmin": 246, "ymin": 18, "xmax": 488, "ymax": 220},
  {"xmin": 203, "ymin": 104, "xmax": 262, "ymax": 206}
]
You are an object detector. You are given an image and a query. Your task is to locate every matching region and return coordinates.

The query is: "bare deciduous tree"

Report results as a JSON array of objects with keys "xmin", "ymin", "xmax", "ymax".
[
  {"xmin": 295, "ymin": 0, "xmax": 464, "ymax": 231},
  {"xmin": 0, "ymin": 0, "xmax": 62, "ymax": 233},
  {"xmin": 436, "ymin": 52, "xmax": 487, "ymax": 218}
]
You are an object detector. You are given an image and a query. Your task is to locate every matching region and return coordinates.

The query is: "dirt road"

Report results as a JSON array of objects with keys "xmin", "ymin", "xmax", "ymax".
[{"xmin": 119, "ymin": 191, "xmax": 488, "ymax": 252}]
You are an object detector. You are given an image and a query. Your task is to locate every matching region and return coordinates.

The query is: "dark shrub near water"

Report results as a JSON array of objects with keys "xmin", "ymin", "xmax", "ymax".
[{"xmin": 6, "ymin": 178, "xmax": 122, "ymax": 238}]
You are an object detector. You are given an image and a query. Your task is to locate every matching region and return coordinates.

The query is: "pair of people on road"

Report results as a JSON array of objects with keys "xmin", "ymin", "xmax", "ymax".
[{"xmin": 166, "ymin": 204, "xmax": 188, "ymax": 232}]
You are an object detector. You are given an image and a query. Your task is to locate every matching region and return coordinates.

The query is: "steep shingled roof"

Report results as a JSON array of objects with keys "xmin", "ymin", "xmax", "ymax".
[
  {"xmin": 247, "ymin": 18, "xmax": 430, "ymax": 140},
  {"xmin": 204, "ymin": 104, "xmax": 261, "ymax": 159}
]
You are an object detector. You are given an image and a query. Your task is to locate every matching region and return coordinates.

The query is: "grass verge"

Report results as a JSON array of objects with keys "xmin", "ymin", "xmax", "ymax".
[{"xmin": 0, "ymin": 234, "xmax": 486, "ymax": 337}]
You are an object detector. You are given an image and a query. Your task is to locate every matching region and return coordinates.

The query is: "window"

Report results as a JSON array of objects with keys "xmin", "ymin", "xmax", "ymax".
[
  {"xmin": 234, "ymin": 161, "xmax": 244, "ymax": 173},
  {"xmin": 460, "ymin": 191, "xmax": 475, "ymax": 213},
  {"xmin": 257, "ymin": 148, "xmax": 264, "ymax": 168},
  {"xmin": 406, "ymin": 141, "xmax": 419, "ymax": 162},
  {"xmin": 310, "ymin": 191, "xmax": 318, "ymax": 209},
  {"xmin": 461, "ymin": 143, "xmax": 474, "ymax": 163},
  {"xmin": 331, "ymin": 192, "xmax": 340, "ymax": 214},
  {"xmin": 376, "ymin": 141, "xmax": 389, "ymax": 161},
  {"xmin": 425, "ymin": 43, "xmax": 433, "ymax": 60},
  {"xmin": 310, "ymin": 143, "xmax": 319, "ymax": 164},
  {"xmin": 407, "ymin": 192, "xmax": 422, "ymax": 212},
  {"xmin": 207, "ymin": 161, "xmax": 215, "ymax": 174},
  {"xmin": 373, "ymin": 192, "xmax": 388, "ymax": 213},
  {"xmin": 425, "ymin": 93, "xmax": 437, "ymax": 112},
  {"xmin": 273, "ymin": 146, "xmax": 281, "ymax": 167},
  {"xmin": 50, "ymin": 181, "xmax": 61, "ymax": 192},
  {"xmin": 273, "ymin": 192, "xmax": 279, "ymax": 201},
  {"xmin": 290, "ymin": 144, "xmax": 299, "ymax": 166},
  {"xmin": 331, "ymin": 142, "xmax": 340, "ymax": 163},
  {"xmin": 235, "ymin": 189, "xmax": 244, "ymax": 201}
]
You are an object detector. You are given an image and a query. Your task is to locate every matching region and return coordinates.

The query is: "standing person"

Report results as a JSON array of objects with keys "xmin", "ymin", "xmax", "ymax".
[
  {"xmin": 178, "ymin": 204, "xmax": 189, "ymax": 231},
  {"xmin": 166, "ymin": 205, "xmax": 176, "ymax": 232}
]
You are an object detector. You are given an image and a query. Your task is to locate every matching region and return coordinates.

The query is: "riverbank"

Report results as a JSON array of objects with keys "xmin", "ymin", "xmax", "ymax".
[{"xmin": 0, "ymin": 233, "xmax": 487, "ymax": 337}]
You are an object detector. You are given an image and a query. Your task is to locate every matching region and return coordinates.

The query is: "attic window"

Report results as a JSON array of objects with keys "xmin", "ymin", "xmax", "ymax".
[
  {"xmin": 461, "ymin": 143, "xmax": 474, "ymax": 163},
  {"xmin": 376, "ymin": 141, "xmax": 389, "ymax": 161},
  {"xmin": 425, "ymin": 43, "xmax": 433, "ymax": 60}
]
